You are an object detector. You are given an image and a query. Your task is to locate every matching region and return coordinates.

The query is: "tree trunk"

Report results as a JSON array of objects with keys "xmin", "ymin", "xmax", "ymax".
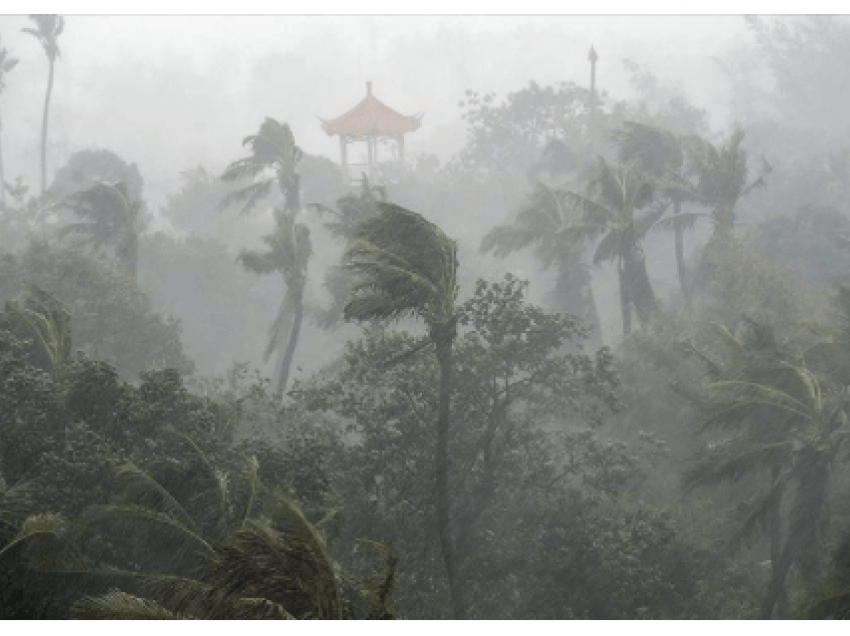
[
  {"xmin": 433, "ymin": 322, "xmax": 466, "ymax": 619},
  {"xmin": 39, "ymin": 58, "xmax": 54, "ymax": 197},
  {"xmin": 622, "ymin": 237, "xmax": 658, "ymax": 330},
  {"xmin": 275, "ymin": 285, "xmax": 303, "ymax": 397},
  {"xmin": 760, "ymin": 543, "xmax": 794, "ymax": 619},
  {"xmin": 556, "ymin": 253, "xmax": 601, "ymax": 345},
  {"xmin": 618, "ymin": 258, "xmax": 632, "ymax": 335},
  {"xmin": 767, "ymin": 467, "xmax": 789, "ymax": 619},
  {"xmin": 673, "ymin": 197, "xmax": 689, "ymax": 304}
]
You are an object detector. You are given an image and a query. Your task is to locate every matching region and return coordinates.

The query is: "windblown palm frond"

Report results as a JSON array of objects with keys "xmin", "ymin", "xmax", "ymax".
[
  {"xmin": 344, "ymin": 202, "xmax": 458, "ymax": 325},
  {"xmin": 22, "ymin": 15, "xmax": 64, "ymax": 61},
  {"xmin": 71, "ymin": 589, "xmax": 181, "ymax": 620},
  {"xmin": 6, "ymin": 284, "xmax": 71, "ymax": 371},
  {"xmin": 684, "ymin": 315, "xmax": 850, "ymax": 618},
  {"xmin": 0, "ymin": 512, "xmax": 66, "ymax": 560},
  {"xmin": 220, "ymin": 117, "xmax": 303, "ymax": 215},
  {"xmin": 58, "ymin": 180, "xmax": 143, "ymax": 279}
]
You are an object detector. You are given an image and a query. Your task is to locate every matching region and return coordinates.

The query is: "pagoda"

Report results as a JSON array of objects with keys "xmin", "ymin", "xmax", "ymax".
[{"xmin": 320, "ymin": 82, "xmax": 422, "ymax": 182}]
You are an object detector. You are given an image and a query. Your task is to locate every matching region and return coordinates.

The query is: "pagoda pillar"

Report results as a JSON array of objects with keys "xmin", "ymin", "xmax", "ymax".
[{"xmin": 340, "ymin": 134, "xmax": 348, "ymax": 170}]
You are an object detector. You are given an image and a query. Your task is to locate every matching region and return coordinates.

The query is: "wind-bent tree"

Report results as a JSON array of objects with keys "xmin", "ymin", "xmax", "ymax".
[
  {"xmin": 222, "ymin": 118, "xmax": 309, "ymax": 396},
  {"xmin": 238, "ymin": 207, "xmax": 311, "ymax": 396},
  {"xmin": 343, "ymin": 202, "xmax": 465, "ymax": 618},
  {"xmin": 308, "ymin": 176, "xmax": 385, "ymax": 329},
  {"xmin": 22, "ymin": 14, "xmax": 64, "ymax": 197},
  {"xmin": 685, "ymin": 127, "xmax": 770, "ymax": 286},
  {"xmin": 0, "ymin": 37, "xmax": 19, "ymax": 211},
  {"xmin": 221, "ymin": 117, "xmax": 302, "ymax": 216},
  {"xmin": 1, "ymin": 284, "xmax": 71, "ymax": 373},
  {"xmin": 613, "ymin": 121, "xmax": 700, "ymax": 302},
  {"xmin": 59, "ymin": 180, "xmax": 143, "ymax": 281},
  {"xmin": 683, "ymin": 318, "xmax": 850, "ymax": 619},
  {"xmin": 567, "ymin": 158, "xmax": 662, "ymax": 334},
  {"xmin": 481, "ymin": 181, "xmax": 601, "ymax": 341}
]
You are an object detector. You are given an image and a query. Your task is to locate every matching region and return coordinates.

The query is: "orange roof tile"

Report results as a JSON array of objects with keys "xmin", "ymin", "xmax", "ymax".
[{"xmin": 320, "ymin": 82, "xmax": 422, "ymax": 137}]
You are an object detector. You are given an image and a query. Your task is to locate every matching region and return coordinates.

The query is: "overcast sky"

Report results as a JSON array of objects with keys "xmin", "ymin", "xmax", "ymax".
[{"xmin": 0, "ymin": 14, "xmax": 752, "ymax": 206}]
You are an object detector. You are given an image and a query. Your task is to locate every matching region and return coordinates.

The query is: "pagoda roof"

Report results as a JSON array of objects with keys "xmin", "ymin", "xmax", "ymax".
[{"xmin": 320, "ymin": 82, "xmax": 422, "ymax": 137}]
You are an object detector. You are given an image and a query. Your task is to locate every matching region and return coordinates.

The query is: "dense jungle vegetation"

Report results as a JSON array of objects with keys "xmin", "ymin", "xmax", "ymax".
[{"xmin": 4, "ymin": 14, "xmax": 850, "ymax": 619}]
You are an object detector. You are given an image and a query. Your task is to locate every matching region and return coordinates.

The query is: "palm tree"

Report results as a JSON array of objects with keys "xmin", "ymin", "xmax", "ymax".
[
  {"xmin": 238, "ymin": 207, "xmax": 311, "ymax": 396},
  {"xmin": 0, "ymin": 38, "xmax": 19, "ymax": 211},
  {"xmin": 343, "ymin": 202, "xmax": 466, "ymax": 618},
  {"xmin": 481, "ymin": 181, "xmax": 601, "ymax": 340},
  {"xmin": 685, "ymin": 127, "xmax": 770, "ymax": 287},
  {"xmin": 567, "ymin": 157, "xmax": 662, "ymax": 335},
  {"xmin": 3, "ymin": 449, "xmax": 394, "ymax": 619},
  {"xmin": 612, "ymin": 121, "xmax": 702, "ymax": 303},
  {"xmin": 221, "ymin": 117, "xmax": 302, "ymax": 216},
  {"xmin": 309, "ymin": 176, "xmax": 385, "ymax": 329},
  {"xmin": 59, "ymin": 180, "xmax": 143, "ymax": 281},
  {"xmin": 222, "ymin": 118, "xmax": 309, "ymax": 396},
  {"xmin": 22, "ymin": 15, "xmax": 64, "ymax": 197},
  {"xmin": 684, "ymin": 318, "xmax": 850, "ymax": 618},
  {"xmin": 1, "ymin": 284, "xmax": 72, "ymax": 373}
]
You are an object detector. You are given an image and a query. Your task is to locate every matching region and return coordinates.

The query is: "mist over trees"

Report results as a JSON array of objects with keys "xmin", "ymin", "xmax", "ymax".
[{"xmin": 4, "ymin": 13, "xmax": 850, "ymax": 620}]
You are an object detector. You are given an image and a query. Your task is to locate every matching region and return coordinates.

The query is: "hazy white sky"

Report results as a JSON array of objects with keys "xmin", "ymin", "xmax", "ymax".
[{"xmin": 0, "ymin": 14, "xmax": 755, "ymax": 205}]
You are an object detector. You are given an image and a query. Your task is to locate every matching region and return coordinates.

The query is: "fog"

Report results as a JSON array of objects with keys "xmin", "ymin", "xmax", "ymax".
[
  {"xmin": 0, "ymin": 15, "xmax": 746, "ymax": 207},
  {"xmin": 3, "ymin": 13, "xmax": 850, "ymax": 620}
]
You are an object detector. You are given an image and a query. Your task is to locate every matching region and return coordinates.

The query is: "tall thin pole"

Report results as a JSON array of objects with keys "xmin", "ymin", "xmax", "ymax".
[{"xmin": 588, "ymin": 45, "xmax": 598, "ymax": 154}]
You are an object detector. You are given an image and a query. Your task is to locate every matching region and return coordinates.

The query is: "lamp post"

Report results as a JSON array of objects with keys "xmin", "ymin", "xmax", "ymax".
[{"xmin": 588, "ymin": 44, "xmax": 598, "ymax": 153}]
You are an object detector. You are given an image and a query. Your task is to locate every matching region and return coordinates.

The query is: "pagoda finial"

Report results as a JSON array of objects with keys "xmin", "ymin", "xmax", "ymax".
[{"xmin": 366, "ymin": 81, "xmax": 372, "ymax": 96}]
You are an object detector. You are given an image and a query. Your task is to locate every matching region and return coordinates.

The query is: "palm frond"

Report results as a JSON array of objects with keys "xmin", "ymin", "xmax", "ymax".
[
  {"xmin": 650, "ymin": 211, "xmax": 713, "ymax": 233},
  {"xmin": 683, "ymin": 439, "xmax": 794, "ymax": 489},
  {"xmin": 114, "ymin": 463, "xmax": 201, "ymax": 534},
  {"xmin": 344, "ymin": 202, "xmax": 458, "ymax": 324},
  {"xmin": 480, "ymin": 225, "xmax": 540, "ymax": 257},
  {"xmin": 0, "ymin": 512, "xmax": 66, "ymax": 559},
  {"xmin": 218, "ymin": 178, "xmax": 274, "ymax": 216},
  {"xmin": 71, "ymin": 590, "xmax": 182, "ymax": 620},
  {"xmin": 76, "ymin": 504, "xmax": 215, "ymax": 556},
  {"xmin": 237, "ymin": 248, "xmax": 276, "ymax": 275}
]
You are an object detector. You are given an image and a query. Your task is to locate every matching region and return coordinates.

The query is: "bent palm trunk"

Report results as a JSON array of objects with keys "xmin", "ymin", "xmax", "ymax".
[{"xmin": 275, "ymin": 285, "xmax": 304, "ymax": 397}]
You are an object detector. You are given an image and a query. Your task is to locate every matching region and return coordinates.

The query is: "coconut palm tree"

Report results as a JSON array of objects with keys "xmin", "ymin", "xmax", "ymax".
[
  {"xmin": 612, "ymin": 121, "xmax": 703, "ymax": 302},
  {"xmin": 22, "ymin": 14, "xmax": 64, "ymax": 197},
  {"xmin": 0, "ymin": 38, "xmax": 19, "ymax": 211},
  {"xmin": 221, "ymin": 117, "xmax": 302, "ymax": 216},
  {"xmin": 684, "ymin": 318, "xmax": 850, "ymax": 619},
  {"xmin": 59, "ymin": 180, "xmax": 143, "ymax": 281},
  {"xmin": 481, "ymin": 181, "xmax": 601, "ymax": 340},
  {"xmin": 566, "ymin": 157, "xmax": 663, "ymax": 335},
  {"xmin": 238, "ymin": 206, "xmax": 311, "ymax": 396},
  {"xmin": 685, "ymin": 127, "xmax": 770, "ymax": 287},
  {"xmin": 343, "ymin": 202, "xmax": 465, "ymax": 618},
  {"xmin": 309, "ymin": 176, "xmax": 385, "ymax": 329},
  {"xmin": 3, "ymin": 448, "xmax": 394, "ymax": 619},
  {"xmin": 222, "ymin": 118, "xmax": 310, "ymax": 396}
]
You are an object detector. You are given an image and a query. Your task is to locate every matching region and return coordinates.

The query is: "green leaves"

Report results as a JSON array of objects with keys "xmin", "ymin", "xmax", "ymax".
[
  {"xmin": 344, "ymin": 202, "xmax": 458, "ymax": 326},
  {"xmin": 71, "ymin": 589, "xmax": 181, "ymax": 620}
]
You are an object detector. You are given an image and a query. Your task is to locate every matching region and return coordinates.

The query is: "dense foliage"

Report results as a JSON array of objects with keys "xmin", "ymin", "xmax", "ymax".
[{"xmin": 3, "ymin": 14, "xmax": 850, "ymax": 620}]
